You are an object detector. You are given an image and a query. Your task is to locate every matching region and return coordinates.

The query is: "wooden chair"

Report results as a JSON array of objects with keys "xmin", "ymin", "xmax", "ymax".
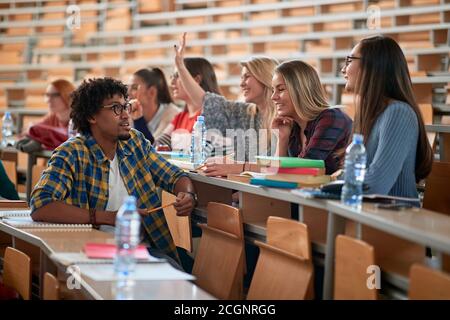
[
  {"xmin": 192, "ymin": 202, "xmax": 245, "ymax": 300},
  {"xmin": 3, "ymin": 247, "xmax": 31, "ymax": 300},
  {"xmin": 247, "ymin": 216, "xmax": 314, "ymax": 300},
  {"xmin": 345, "ymin": 222, "xmax": 426, "ymax": 280},
  {"xmin": 43, "ymin": 272, "xmax": 59, "ymax": 300},
  {"xmin": 334, "ymin": 235, "xmax": 378, "ymax": 300},
  {"xmin": 162, "ymin": 191, "xmax": 192, "ymax": 252},
  {"xmin": 422, "ymin": 161, "xmax": 450, "ymax": 273},
  {"xmin": 423, "ymin": 161, "xmax": 450, "ymax": 216},
  {"xmin": 31, "ymin": 164, "xmax": 46, "ymax": 191},
  {"xmin": 409, "ymin": 264, "xmax": 450, "ymax": 300}
]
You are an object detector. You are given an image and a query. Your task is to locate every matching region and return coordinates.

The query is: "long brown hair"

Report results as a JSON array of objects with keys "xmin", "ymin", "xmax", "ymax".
[
  {"xmin": 275, "ymin": 60, "xmax": 330, "ymax": 120},
  {"xmin": 240, "ymin": 56, "xmax": 279, "ymax": 130},
  {"xmin": 354, "ymin": 35, "xmax": 433, "ymax": 181},
  {"xmin": 134, "ymin": 68, "xmax": 173, "ymax": 104},
  {"xmin": 184, "ymin": 57, "xmax": 221, "ymax": 95}
]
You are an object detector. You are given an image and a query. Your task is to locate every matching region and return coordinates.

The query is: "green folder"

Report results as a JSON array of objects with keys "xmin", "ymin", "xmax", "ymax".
[{"xmin": 255, "ymin": 156, "xmax": 325, "ymax": 168}]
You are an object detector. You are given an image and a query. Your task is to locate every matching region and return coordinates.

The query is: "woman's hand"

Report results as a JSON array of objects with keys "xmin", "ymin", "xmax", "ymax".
[
  {"xmin": 203, "ymin": 161, "xmax": 244, "ymax": 177},
  {"xmin": 129, "ymin": 99, "xmax": 143, "ymax": 120},
  {"xmin": 272, "ymin": 116, "xmax": 294, "ymax": 139},
  {"xmin": 174, "ymin": 32, "xmax": 187, "ymax": 70}
]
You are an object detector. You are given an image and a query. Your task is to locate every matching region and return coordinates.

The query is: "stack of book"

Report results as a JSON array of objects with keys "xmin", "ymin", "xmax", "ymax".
[{"xmin": 246, "ymin": 156, "xmax": 330, "ymax": 189}]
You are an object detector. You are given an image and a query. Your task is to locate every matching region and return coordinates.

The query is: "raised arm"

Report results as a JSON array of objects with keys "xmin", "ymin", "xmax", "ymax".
[{"xmin": 174, "ymin": 33, "xmax": 206, "ymax": 107}]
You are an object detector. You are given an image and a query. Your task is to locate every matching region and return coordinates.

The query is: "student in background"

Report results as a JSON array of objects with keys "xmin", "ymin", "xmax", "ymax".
[
  {"xmin": 30, "ymin": 78, "xmax": 197, "ymax": 264},
  {"xmin": 341, "ymin": 35, "xmax": 433, "ymax": 197},
  {"xmin": 271, "ymin": 60, "xmax": 352, "ymax": 175},
  {"xmin": 40, "ymin": 79, "xmax": 75, "ymax": 129},
  {"xmin": 16, "ymin": 79, "xmax": 76, "ymax": 152},
  {"xmin": 174, "ymin": 33, "xmax": 279, "ymax": 175},
  {"xmin": 0, "ymin": 160, "xmax": 19, "ymax": 200},
  {"xmin": 128, "ymin": 68, "xmax": 180, "ymax": 144},
  {"xmin": 155, "ymin": 56, "xmax": 220, "ymax": 152}
]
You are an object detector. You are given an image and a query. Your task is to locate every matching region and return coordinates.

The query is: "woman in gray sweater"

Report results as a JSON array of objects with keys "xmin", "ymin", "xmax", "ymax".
[{"xmin": 341, "ymin": 35, "xmax": 433, "ymax": 199}]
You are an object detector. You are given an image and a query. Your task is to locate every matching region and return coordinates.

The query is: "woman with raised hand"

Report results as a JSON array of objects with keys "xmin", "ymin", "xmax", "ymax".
[
  {"xmin": 155, "ymin": 55, "xmax": 220, "ymax": 152},
  {"xmin": 174, "ymin": 33, "xmax": 279, "ymax": 176},
  {"xmin": 341, "ymin": 35, "xmax": 433, "ymax": 197},
  {"xmin": 272, "ymin": 60, "xmax": 353, "ymax": 175},
  {"xmin": 128, "ymin": 68, "xmax": 180, "ymax": 144}
]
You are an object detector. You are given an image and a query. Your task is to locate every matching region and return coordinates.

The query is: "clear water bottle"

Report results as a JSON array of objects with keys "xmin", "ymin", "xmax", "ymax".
[
  {"xmin": 114, "ymin": 196, "xmax": 141, "ymax": 299},
  {"xmin": 1, "ymin": 112, "xmax": 15, "ymax": 147},
  {"xmin": 67, "ymin": 118, "xmax": 77, "ymax": 138},
  {"xmin": 341, "ymin": 133, "xmax": 367, "ymax": 210},
  {"xmin": 190, "ymin": 115, "xmax": 206, "ymax": 166}
]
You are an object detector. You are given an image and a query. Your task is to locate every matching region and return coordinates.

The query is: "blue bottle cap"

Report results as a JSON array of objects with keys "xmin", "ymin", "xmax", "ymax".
[
  {"xmin": 196, "ymin": 115, "xmax": 204, "ymax": 122},
  {"xmin": 353, "ymin": 133, "xmax": 364, "ymax": 144}
]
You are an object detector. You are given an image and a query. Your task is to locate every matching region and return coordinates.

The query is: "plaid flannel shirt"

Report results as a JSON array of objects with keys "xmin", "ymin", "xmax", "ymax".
[
  {"xmin": 30, "ymin": 128, "xmax": 187, "ymax": 261},
  {"xmin": 288, "ymin": 108, "xmax": 352, "ymax": 174}
]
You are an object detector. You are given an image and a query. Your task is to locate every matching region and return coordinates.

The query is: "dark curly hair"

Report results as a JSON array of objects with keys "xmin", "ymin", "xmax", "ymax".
[{"xmin": 70, "ymin": 77, "xmax": 128, "ymax": 134}]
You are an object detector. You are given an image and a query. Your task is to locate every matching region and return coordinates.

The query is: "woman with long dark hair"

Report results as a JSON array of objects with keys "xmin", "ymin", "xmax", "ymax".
[
  {"xmin": 128, "ymin": 68, "xmax": 180, "ymax": 143},
  {"xmin": 341, "ymin": 35, "xmax": 433, "ymax": 197}
]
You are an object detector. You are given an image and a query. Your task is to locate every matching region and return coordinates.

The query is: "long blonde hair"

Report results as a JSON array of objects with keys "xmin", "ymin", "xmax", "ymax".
[
  {"xmin": 275, "ymin": 60, "xmax": 329, "ymax": 121},
  {"xmin": 240, "ymin": 56, "xmax": 279, "ymax": 129}
]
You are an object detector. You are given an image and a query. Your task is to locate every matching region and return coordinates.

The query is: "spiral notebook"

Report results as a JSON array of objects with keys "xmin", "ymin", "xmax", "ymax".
[
  {"xmin": 2, "ymin": 216, "xmax": 92, "ymax": 229},
  {"xmin": 0, "ymin": 210, "xmax": 32, "ymax": 219}
]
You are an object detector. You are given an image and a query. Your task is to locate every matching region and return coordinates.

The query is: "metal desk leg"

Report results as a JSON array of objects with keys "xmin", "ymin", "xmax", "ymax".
[
  {"xmin": 26, "ymin": 152, "xmax": 37, "ymax": 202},
  {"xmin": 322, "ymin": 211, "xmax": 346, "ymax": 300}
]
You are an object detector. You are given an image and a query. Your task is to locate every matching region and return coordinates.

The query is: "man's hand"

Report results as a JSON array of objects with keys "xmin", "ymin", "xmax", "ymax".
[{"xmin": 173, "ymin": 191, "xmax": 195, "ymax": 216}]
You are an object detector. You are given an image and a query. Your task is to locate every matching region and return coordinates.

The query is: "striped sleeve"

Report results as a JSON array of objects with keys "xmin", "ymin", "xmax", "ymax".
[{"xmin": 30, "ymin": 148, "xmax": 74, "ymax": 212}]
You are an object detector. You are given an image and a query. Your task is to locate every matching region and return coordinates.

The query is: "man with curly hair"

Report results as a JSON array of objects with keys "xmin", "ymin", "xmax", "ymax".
[{"xmin": 30, "ymin": 77, "xmax": 197, "ymax": 263}]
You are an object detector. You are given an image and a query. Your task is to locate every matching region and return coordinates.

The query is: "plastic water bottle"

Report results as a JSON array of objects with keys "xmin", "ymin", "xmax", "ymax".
[
  {"xmin": 114, "ymin": 196, "xmax": 141, "ymax": 299},
  {"xmin": 190, "ymin": 115, "xmax": 206, "ymax": 166},
  {"xmin": 341, "ymin": 133, "xmax": 367, "ymax": 210},
  {"xmin": 67, "ymin": 118, "xmax": 77, "ymax": 138},
  {"xmin": 1, "ymin": 112, "xmax": 15, "ymax": 147}
]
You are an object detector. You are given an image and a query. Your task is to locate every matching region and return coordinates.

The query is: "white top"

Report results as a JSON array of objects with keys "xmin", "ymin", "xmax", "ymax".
[{"xmin": 103, "ymin": 155, "xmax": 129, "ymax": 233}]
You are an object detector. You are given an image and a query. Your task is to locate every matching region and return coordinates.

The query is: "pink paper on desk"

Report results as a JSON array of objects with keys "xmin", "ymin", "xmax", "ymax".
[{"xmin": 84, "ymin": 243, "xmax": 150, "ymax": 260}]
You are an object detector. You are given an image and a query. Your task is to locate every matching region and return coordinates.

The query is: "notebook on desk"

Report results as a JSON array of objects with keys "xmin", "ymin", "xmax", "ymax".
[
  {"xmin": 84, "ymin": 243, "xmax": 151, "ymax": 260},
  {"xmin": 2, "ymin": 216, "xmax": 92, "ymax": 229},
  {"xmin": 0, "ymin": 209, "xmax": 31, "ymax": 218}
]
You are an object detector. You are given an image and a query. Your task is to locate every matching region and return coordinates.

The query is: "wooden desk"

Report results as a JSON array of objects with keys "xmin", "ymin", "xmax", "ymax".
[
  {"xmin": 186, "ymin": 172, "xmax": 450, "ymax": 299},
  {"xmin": 0, "ymin": 220, "xmax": 214, "ymax": 300}
]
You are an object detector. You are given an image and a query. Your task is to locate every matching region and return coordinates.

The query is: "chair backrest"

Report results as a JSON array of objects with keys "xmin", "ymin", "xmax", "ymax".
[
  {"xmin": 334, "ymin": 235, "xmax": 378, "ymax": 300},
  {"xmin": 192, "ymin": 202, "xmax": 244, "ymax": 300},
  {"xmin": 247, "ymin": 216, "xmax": 314, "ymax": 300},
  {"xmin": 409, "ymin": 264, "xmax": 450, "ymax": 299},
  {"xmin": 161, "ymin": 191, "xmax": 192, "ymax": 252},
  {"xmin": 31, "ymin": 164, "xmax": 46, "ymax": 190},
  {"xmin": 43, "ymin": 272, "xmax": 59, "ymax": 300},
  {"xmin": 3, "ymin": 246, "xmax": 31, "ymax": 300},
  {"xmin": 423, "ymin": 161, "xmax": 450, "ymax": 273},
  {"xmin": 423, "ymin": 161, "xmax": 450, "ymax": 216}
]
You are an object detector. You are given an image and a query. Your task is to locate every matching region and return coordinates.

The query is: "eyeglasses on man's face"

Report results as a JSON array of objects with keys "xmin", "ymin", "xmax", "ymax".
[
  {"xmin": 101, "ymin": 102, "xmax": 131, "ymax": 116},
  {"xmin": 344, "ymin": 55, "xmax": 361, "ymax": 67}
]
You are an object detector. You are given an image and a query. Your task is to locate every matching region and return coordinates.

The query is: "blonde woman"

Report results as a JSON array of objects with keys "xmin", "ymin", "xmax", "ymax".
[
  {"xmin": 272, "ymin": 60, "xmax": 353, "ymax": 174},
  {"xmin": 174, "ymin": 33, "xmax": 279, "ymax": 175}
]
